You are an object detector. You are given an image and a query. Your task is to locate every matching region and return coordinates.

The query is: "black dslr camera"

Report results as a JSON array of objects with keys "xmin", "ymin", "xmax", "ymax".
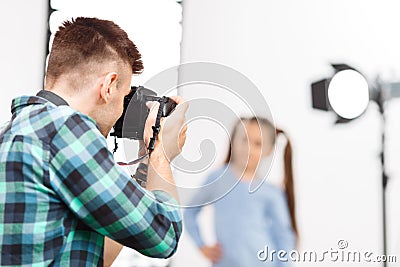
[{"xmin": 111, "ymin": 86, "xmax": 176, "ymax": 140}]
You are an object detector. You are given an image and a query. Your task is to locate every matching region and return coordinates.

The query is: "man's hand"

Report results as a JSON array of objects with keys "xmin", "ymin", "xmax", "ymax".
[
  {"xmin": 199, "ymin": 243, "xmax": 223, "ymax": 263},
  {"xmin": 144, "ymin": 96, "xmax": 188, "ymax": 161},
  {"xmin": 143, "ymin": 96, "xmax": 188, "ymax": 203},
  {"xmin": 104, "ymin": 237, "xmax": 123, "ymax": 267},
  {"xmin": 138, "ymin": 140, "xmax": 147, "ymax": 157}
]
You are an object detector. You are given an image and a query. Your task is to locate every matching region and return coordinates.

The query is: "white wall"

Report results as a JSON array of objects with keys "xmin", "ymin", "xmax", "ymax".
[
  {"xmin": 0, "ymin": 0, "xmax": 48, "ymax": 124},
  {"xmin": 49, "ymin": 0, "xmax": 182, "ymax": 87},
  {"xmin": 172, "ymin": 0, "xmax": 400, "ymax": 266}
]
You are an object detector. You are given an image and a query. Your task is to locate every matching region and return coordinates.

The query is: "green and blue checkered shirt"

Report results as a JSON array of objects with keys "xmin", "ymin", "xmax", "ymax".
[{"xmin": 0, "ymin": 94, "xmax": 182, "ymax": 266}]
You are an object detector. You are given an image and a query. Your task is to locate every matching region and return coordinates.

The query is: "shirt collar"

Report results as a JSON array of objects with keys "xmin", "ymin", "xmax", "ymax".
[
  {"xmin": 11, "ymin": 96, "xmax": 49, "ymax": 115},
  {"xmin": 10, "ymin": 92, "xmax": 99, "ymax": 130},
  {"xmin": 11, "ymin": 90, "xmax": 69, "ymax": 116}
]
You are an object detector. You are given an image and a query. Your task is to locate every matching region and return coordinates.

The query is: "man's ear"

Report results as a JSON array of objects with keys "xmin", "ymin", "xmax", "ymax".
[{"xmin": 99, "ymin": 72, "xmax": 118, "ymax": 103}]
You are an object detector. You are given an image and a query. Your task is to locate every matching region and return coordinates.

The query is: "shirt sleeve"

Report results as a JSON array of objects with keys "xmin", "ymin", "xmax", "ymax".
[
  {"xmin": 183, "ymin": 207, "xmax": 204, "ymax": 248},
  {"xmin": 183, "ymin": 172, "xmax": 218, "ymax": 248},
  {"xmin": 266, "ymin": 186, "xmax": 296, "ymax": 254},
  {"xmin": 49, "ymin": 113, "xmax": 182, "ymax": 258}
]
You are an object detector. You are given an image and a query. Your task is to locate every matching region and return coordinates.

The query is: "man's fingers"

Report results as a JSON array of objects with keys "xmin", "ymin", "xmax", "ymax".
[
  {"xmin": 143, "ymin": 102, "xmax": 160, "ymax": 145},
  {"xmin": 146, "ymin": 101, "xmax": 160, "ymax": 118},
  {"xmin": 181, "ymin": 125, "xmax": 188, "ymax": 135},
  {"xmin": 147, "ymin": 96, "xmax": 188, "ymax": 120},
  {"xmin": 169, "ymin": 96, "xmax": 189, "ymax": 114},
  {"xmin": 168, "ymin": 95, "xmax": 184, "ymax": 104}
]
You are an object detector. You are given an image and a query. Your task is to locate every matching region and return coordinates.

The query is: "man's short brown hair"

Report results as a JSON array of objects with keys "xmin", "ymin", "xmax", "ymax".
[{"xmin": 46, "ymin": 17, "xmax": 143, "ymax": 82}]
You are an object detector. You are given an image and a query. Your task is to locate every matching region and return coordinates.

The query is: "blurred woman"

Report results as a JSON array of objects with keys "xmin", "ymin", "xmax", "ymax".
[{"xmin": 184, "ymin": 117, "xmax": 297, "ymax": 266}]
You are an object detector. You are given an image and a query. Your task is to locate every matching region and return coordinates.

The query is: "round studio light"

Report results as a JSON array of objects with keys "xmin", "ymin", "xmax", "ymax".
[{"xmin": 328, "ymin": 69, "xmax": 370, "ymax": 119}]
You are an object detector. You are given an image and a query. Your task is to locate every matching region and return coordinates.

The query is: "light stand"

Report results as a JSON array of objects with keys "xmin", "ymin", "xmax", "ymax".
[
  {"xmin": 376, "ymin": 80, "xmax": 388, "ymax": 267},
  {"xmin": 311, "ymin": 64, "xmax": 400, "ymax": 267}
]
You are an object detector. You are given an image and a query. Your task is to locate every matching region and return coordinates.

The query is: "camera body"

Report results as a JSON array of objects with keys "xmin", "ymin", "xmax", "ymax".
[{"xmin": 111, "ymin": 86, "xmax": 176, "ymax": 140}]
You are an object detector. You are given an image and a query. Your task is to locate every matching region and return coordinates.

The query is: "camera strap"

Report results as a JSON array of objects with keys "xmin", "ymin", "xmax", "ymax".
[
  {"xmin": 36, "ymin": 90, "xmax": 69, "ymax": 106},
  {"xmin": 147, "ymin": 97, "xmax": 168, "ymax": 152},
  {"xmin": 117, "ymin": 153, "xmax": 148, "ymax": 166},
  {"xmin": 116, "ymin": 97, "xmax": 167, "ymax": 166}
]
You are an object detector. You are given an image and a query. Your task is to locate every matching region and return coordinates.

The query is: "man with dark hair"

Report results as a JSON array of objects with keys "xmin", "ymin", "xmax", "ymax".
[{"xmin": 0, "ymin": 17, "xmax": 188, "ymax": 266}]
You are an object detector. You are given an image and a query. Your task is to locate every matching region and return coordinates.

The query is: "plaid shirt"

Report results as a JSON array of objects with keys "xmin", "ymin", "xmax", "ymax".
[{"xmin": 0, "ymin": 95, "xmax": 182, "ymax": 266}]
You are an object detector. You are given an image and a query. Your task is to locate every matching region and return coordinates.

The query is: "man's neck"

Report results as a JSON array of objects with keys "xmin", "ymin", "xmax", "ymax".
[{"xmin": 45, "ymin": 88, "xmax": 94, "ymax": 117}]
